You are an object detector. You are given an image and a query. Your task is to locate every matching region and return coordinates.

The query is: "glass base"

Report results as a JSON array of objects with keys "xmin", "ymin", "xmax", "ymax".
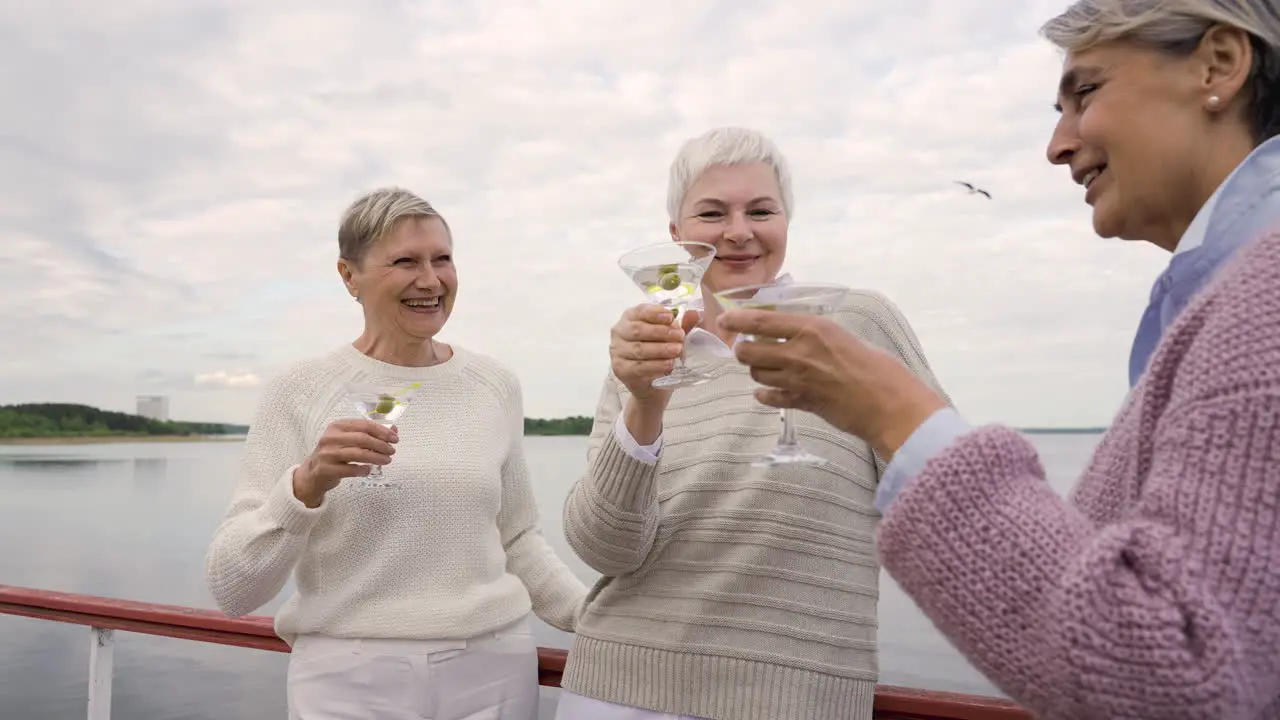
[
  {"xmin": 752, "ymin": 443, "xmax": 828, "ymax": 467},
  {"xmin": 359, "ymin": 467, "xmax": 400, "ymax": 489},
  {"xmin": 652, "ymin": 367, "xmax": 714, "ymax": 389}
]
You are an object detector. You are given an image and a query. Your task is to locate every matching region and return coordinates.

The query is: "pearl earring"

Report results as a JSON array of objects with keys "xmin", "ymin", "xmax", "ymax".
[{"xmin": 1208, "ymin": 95, "xmax": 1221, "ymax": 108}]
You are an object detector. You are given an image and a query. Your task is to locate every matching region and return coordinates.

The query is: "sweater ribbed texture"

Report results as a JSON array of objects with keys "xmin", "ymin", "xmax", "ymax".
[
  {"xmin": 877, "ymin": 230, "xmax": 1280, "ymax": 720},
  {"xmin": 563, "ymin": 290, "xmax": 948, "ymax": 720},
  {"xmin": 205, "ymin": 344, "xmax": 587, "ymax": 644}
]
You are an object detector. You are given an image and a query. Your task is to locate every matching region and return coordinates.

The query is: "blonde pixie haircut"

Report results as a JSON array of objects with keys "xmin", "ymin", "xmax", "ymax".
[
  {"xmin": 665, "ymin": 127, "xmax": 795, "ymax": 223},
  {"xmin": 338, "ymin": 187, "xmax": 450, "ymax": 264}
]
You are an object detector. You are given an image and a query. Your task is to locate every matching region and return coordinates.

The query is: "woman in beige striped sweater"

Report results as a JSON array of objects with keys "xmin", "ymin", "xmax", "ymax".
[{"xmin": 556, "ymin": 126, "xmax": 952, "ymax": 720}]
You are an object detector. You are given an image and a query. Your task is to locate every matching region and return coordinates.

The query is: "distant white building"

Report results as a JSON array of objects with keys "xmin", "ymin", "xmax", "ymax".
[{"xmin": 136, "ymin": 395, "xmax": 170, "ymax": 421}]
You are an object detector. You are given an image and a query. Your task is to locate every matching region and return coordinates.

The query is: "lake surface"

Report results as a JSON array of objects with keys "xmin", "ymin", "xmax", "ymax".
[{"xmin": 0, "ymin": 433, "xmax": 1098, "ymax": 719}]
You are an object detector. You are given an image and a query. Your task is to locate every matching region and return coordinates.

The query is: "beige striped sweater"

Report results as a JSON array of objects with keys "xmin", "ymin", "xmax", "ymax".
[{"xmin": 560, "ymin": 289, "xmax": 950, "ymax": 720}]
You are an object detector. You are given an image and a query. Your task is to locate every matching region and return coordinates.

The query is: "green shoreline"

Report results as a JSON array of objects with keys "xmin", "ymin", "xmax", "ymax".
[
  {"xmin": 0, "ymin": 403, "xmax": 596, "ymax": 441},
  {"xmin": 0, "ymin": 434, "xmax": 247, "ymax": 445}
]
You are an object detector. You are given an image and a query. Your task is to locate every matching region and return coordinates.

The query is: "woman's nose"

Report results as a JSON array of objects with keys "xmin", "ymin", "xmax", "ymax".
[
  {"xmin": 724, "ymin": 214, "xmax": 752, "ymax": 243},
  {"xmin": 1046, "ymin": 117, "xmax": 1079, "ymax": 166},
  {"xmin": 415, "ymin": 267, "xmax": 440, "ymax": 289}
]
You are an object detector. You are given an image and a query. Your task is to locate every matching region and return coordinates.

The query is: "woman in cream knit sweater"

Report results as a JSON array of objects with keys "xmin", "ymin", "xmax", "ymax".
[
  {"xmin": 556, "ymin": 127, "xmax": 951, "ymax": 720},
  {"xmin": 205, "ymin": 187, "xmax": 587, "ymax": 720}
]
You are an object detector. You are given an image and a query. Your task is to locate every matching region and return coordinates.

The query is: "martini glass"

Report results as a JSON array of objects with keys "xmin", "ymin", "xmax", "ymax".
[
  {"xmin": 617, "ymin": 241, "xmax": 717, "ymax": 388},
  {"xmin": 344, "ymin": 380, "xmax": 420, "ymax": 488},
  {"xmin": 713, "ymin": 281, "xmax": 850, "ymax": 467}
]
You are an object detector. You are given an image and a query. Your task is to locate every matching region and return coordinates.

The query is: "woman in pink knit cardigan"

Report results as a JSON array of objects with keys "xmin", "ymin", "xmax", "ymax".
[{"xmin": 719, "ymin": 1, "xmax": 1280, "ymax": 719}]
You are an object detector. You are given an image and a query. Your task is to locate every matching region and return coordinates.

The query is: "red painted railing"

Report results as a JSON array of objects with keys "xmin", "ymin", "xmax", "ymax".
[{"xmin": 0, "ymin": 584, "xmax": 1031, "ymax": 720}]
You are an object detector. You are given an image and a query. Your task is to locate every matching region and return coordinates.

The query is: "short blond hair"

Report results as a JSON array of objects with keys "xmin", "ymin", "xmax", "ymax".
[
  {"xmin": 338, "ymin": 187, "xmax": 449, "ymax": 264},
  {"xmin": 1041, "ymin": 0, "xmax": 1280, "ymax": 141},
  {"xmin": 666, "ymin": 127, "xmax": 794, "ymax": 223}
]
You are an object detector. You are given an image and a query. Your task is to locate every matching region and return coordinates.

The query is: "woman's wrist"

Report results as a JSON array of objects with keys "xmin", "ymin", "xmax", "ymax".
[
  {"xmin": 291, "ymin": 465, "xmax": 324, "ymax": 508},
  {"xmin": 623, "ymin": 396, "xmax": 667, "ymax": 445},
  {"xmin": 871, "ymin": 392, "xmax": 948, "ymax": 461}
]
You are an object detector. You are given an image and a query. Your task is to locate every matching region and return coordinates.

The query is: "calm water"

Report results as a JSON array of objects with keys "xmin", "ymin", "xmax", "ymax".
[{"xmin": 0, "ymin": 433, "xmax": 1099, "ymax": 719}]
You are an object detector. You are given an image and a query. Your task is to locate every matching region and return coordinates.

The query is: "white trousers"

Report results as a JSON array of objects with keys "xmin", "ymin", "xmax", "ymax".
[
  {"xmin": 554, "ymin": 690, "xmax": 706, "ymax": 720},
  {"xmin": 287, "ymin": 616, "xmax": 539, "ymax": 720}
]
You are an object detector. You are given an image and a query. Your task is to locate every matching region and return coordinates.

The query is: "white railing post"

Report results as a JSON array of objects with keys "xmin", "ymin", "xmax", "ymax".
[{"xmin": 87, "ymin": 626, "xmax": 114, "ymax": 720}]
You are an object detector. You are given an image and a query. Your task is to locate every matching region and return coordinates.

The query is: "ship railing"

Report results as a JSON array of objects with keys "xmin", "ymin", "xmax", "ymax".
[{"xmin": 0, "ymin": 584, "xmax": 1031, "ymax": 720}]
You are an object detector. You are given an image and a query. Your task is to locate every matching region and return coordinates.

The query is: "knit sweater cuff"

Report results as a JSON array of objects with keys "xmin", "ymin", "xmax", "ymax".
[
  {"xmin": 263, "ymin": 464, "xmax": 327, "ymax": 535},
  {"xmin": 532, "ymin": 571, "xmax": 589, "ymax": 633},
  {"xmin": 590, "ymin": 431, "xmax": 659, "ymax": 511}
]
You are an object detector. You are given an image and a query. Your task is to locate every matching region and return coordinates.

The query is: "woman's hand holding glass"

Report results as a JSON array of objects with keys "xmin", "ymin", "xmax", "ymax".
[
  {"xmin": 609, "ymin": 303, "xmax": 702, "ymax": 443},
  {"xmin": 292, "ymin": 419, "xmax": 399, "ymax": 507}
]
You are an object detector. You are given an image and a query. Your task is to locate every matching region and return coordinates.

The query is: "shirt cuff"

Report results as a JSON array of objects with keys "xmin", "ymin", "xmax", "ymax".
[
  {"xmin": 875, "ymin": 407, "xmax": 972, "ymax": 514},
  {"xmin": 613, "ymin": 414, "xmax": 662, "ymax": 464}
]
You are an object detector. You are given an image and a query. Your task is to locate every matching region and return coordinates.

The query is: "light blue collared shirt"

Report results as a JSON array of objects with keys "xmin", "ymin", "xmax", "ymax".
[
  {"xmin": 1128, "ymin": 135, "xmax": 1280, "ymax": 385},
  {"xmin": 877, "ymin": 135, "xmax": 1280, "ymax": 514}
]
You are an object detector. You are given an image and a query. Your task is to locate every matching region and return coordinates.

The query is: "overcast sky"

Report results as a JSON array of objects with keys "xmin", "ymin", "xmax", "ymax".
[{"xmin": 0, "ymin": 0, "xmax": 1171, "ymax": 427}]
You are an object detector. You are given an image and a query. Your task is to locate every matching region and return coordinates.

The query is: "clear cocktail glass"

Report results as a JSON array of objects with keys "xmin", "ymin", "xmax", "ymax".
[
  {"xmin": 617, "ymin": 241, "xmax": 717, "ymax": 389},
  {"xmin": 344, "ymin": 381, "xmax": 420, "ymax": 488},
  {"xmin": 713, "ymin": 281, "xmax": 850, "ymax": 466}
]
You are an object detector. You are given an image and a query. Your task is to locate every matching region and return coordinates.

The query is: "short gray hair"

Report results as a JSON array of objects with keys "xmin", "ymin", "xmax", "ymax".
[
  {"xmin": 1041, "ymin": 0, "xmax": 1280, "ymax": 141},
  {"xmin": 666, "ymin": 127, "xmax": 795, "ymax": 223},
  {"xmin": 338, "ymin": 186, "xmax": 449, "ymax": 264}
]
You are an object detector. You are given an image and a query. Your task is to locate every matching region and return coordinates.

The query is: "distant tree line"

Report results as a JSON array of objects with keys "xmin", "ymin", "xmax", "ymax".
[
  {"xmin": 0, "ymin": 403, "xmax": 595, "ymax": 439},
  {"xmin": 523, "ymin": 415, "xmax": 593, "ymax": 436},
  {"xmin": 0, "ymin": 403, "xmax": 249, "ymax": 439}
]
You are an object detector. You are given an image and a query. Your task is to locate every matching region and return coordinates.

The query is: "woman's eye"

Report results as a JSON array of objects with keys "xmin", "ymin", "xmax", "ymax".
[
  {"xmin": 394, "ymin": 257, "xmax": 414, "ymax": 265},
  {"xmin": 750, "ymin": 209, "xmax": 776, "ymax": 217},
  {"xmin": 434, "ymin": 255, "xmax": 451, "ymax": 264},
  {"xmin": 1074, "ymin": 83, "xmax": 1098, "ymax": 98},
  {"xmin": 697, "ymin": 211, "xmax": 723, "ymax": 219}
]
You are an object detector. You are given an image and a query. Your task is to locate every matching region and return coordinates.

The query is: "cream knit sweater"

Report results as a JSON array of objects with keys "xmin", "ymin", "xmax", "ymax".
[
  {"xmin": 205, "ymin": 344, "xmax": 587, "ymax": 643},
  {"xmin": 562, "ymin": 289, "xmax": 950, "ymax": 720}
]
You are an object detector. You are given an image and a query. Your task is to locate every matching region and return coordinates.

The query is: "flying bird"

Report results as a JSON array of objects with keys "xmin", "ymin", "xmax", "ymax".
[{"xmin": 954, "ymin": 181, "xmax": 992, "ymax": 199}]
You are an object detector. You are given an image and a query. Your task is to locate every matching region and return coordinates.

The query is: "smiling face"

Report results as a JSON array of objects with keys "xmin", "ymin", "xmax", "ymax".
[
  {"xmin": 1047, "ymin": 42, "xmax": 1215, "ymax": 247},
  {"xmin": 1046, "ymin": 30, "xmax": 1258, "ymax": 251},
  {"xmin": 670, "ymin": 161, "xmax": 788, "ymax": 292},
  {"xmin": 338, "ymin": 215, "xmax": 456, "ymax": 343}
]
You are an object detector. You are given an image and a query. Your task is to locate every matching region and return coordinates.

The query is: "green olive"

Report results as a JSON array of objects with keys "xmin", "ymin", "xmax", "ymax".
[
  {"xmin": 374, "ymin": 394, "xmax": 396, "ymax": 414},
  {"xmin": 658, "ymin": 272, "xmax": 682, "ymax": 291},
  {"xmin": 657, "ymin": 263, "xmax": 678, "ymax": 275}
]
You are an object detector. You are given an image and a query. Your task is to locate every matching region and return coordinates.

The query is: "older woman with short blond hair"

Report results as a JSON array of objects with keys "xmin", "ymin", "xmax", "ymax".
[
  {"xmin": 556, "ymin": 127, "xmax": 949, "ymax": 720},
  {"xmin": 205, "ymin": 187, "xmax": 587, "ymax": 720}
]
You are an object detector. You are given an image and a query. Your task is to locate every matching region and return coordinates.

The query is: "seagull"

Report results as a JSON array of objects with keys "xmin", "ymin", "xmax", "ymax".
[{"xmin": 954, "ymin": 181, "xmax": 992, "ymax": 199}]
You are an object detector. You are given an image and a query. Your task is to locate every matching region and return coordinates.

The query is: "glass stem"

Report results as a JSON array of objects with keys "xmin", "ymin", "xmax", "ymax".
[
  {"xmin": 777, "ymin": 408, "xmax": 799, "ymax": 448},
  {"xmin": 671, "ymin": 305, "xmax": 688, "ymax": 372}
]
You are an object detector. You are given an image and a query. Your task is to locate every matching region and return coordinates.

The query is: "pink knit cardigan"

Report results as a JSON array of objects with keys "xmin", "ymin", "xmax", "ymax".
[{"xmin": 877, "ymin": 230, "xmax": 1280, "ymax": 720}]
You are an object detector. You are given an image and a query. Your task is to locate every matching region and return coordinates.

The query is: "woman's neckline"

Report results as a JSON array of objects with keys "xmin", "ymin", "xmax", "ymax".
[{"xmin": 337, "ymin": 342, "xmax": 467, "ymax": 380}]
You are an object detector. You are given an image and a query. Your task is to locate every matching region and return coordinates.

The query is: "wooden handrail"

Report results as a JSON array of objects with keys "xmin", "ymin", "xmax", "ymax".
[{"xmin": 0, "ymin": 584, "xmax": 1029, "ymax": 719}]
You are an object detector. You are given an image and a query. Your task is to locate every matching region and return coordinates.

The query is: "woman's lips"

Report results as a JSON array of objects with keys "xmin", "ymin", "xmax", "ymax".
[{"xmin": 716, "ymin": 255, "xmax": 758, "ymax": 268}]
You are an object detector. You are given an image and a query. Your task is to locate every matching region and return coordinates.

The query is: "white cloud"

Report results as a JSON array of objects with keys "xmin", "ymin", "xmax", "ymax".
[
  {"xmin": 194, "ymin": 371, "xmax": 262, "ymax": 389},
  {"xmin": 0, "ymin": 0, "xmax": 1168, "ymax": 427}
]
